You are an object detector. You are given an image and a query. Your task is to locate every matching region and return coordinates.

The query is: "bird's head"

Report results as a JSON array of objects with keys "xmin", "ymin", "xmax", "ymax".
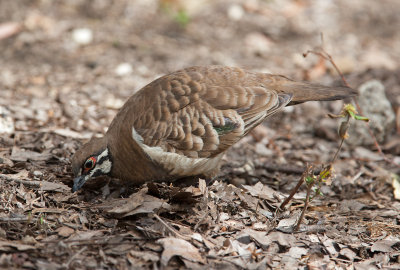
[{"xmin": 71, "ymin": 136, "xmax": 112, "ymax": 192}]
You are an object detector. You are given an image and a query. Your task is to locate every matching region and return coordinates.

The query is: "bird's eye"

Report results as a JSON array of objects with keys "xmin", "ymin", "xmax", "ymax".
[{"xmin": 84, "ymin": 157, "xmax": 96, "ymax": 170}]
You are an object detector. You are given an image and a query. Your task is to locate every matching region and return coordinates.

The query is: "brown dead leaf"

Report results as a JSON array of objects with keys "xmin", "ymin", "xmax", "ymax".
[
  {"xmin": 241, "ymin": 228, "xmax": 270, "ymax": 249},
  {"xmin": 10, "ymin": 146, "xmax": 52, "ymax": 162},
  {"xmin": 322, "ymin": 237, "xmax": 339, "ymax": 257},
  {"xmin": 242, "ymin": 182, "xmax": 282, "ymax": 201},
  {"xmin": 288, "ymin": 246, "xmax": 308, "ymax": 259},
  {"xmin": 57, "ymin": 226, "xmax": 75, "ymax": 237},
  {"xmin": 199, "ymin": 179, "xmax": 207, "ymax": 195},
  {"xmin": 169, "ymin": 191, "xmax": 197, "ymax": 204},
  {"xmin": 0, "ymin": 172, "xmax": 69, "ymax": 192},
  {"xmin": 104, "ymin": 188, "xmax": 147, "ymax": 214},
  {"xmin": 276, "ymin": 217, "xmax": 298, "ymax": 232},
  {"xmin": 128, "ymin": 250, "xmax": 159, "ymax": 263},
  {"xmin": 51, "ymin": 128, "xmax": 92, "ymax": 139},
  {"xmin": 265, "ymin": 231, "xmax": 298, "ymax": 248},
  {"xmin": 103, "ymin": 187, "xmax": 170, "ymax": 217},
  {"xmin": 0, "ymin": 240, "xmax": 35, "ymax": 252},
  {"xmin": 68, "ymin": 230, "xmax": 104, "ymax": 241},
  {"xmin": 38, "ymin": 181, "xmax": 70, "ymax": 192},
  {"xmin": 125, "ymin": 195, "xmax": 169, "ymax": 216},
  {"xmin": 340, "ymin": 248, "xmax": 357, "ymax": 261},
  {"xmin": 370, "ymin": 239, "xmax": 397, "ymax": 253},
  {"xmin": 157, "ymin": 237, "xmax": 205, "ymax": 266}
]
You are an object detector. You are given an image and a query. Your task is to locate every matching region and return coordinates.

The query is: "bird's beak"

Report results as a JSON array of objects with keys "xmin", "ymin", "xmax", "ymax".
[{"xmin": 72, "ymin": 175, "xmax": 89, "ymax": 192}]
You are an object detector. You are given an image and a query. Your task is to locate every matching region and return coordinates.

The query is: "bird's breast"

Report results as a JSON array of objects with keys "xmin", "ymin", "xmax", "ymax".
[{"xmin": 132, "ymin": 126, "xmax": 223, "ymax": 178}]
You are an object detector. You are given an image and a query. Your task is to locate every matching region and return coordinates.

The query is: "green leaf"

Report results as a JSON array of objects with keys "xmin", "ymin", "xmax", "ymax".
[
  {"xmin": 174, "ymin": 10, "xmax": 190, "ymax": 27},
  {"xmin": 354, "ymin": 114, "xmax": 369, "ymax": 122},
  {"xmin": 319, "ymin": 169, "xmax": 331, "ymax": 180},
  {"xmin": 315, "ymin": 188, "xmax": 324, "ymax": 196},
  {"xmin": 305, "ymin": 176, "xmax": 315, "ymax": 184},
  {"xmin": 343, "ymin": 104, "xmax": 369, "ymax": 122}
]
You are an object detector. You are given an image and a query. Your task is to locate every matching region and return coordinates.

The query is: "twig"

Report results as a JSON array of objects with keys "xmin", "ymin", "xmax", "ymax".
[
  {"xmin": 194, "ymin": 184, "xmax": 210, "ymax": 232},
  {"xmin": 0, "ymin": 174, "xmax": 42, "ymax": 187},
  {"xmin": 0, "ymin": 217, "xmax": 29, "ymax": 222},
  {"xmin": 256, "ymin": 163, "xmax": 320, "ymax": 175},
  {"xmin": 63, "ymin": 246, "xmax": 87, "ymax": 268},
  {"xmin": 304, "ymin": 48, "xmax": 400, "ymax": 168},
  {"xmin": 295, "ymin": 176, "xmax": 313, "ymax": 231},
  {"xmin": 0, "ymin": 174, "xmax": 69, "ymax": 191},
  {"xmin": 331, "ymin": 114, "xmax": 350, "ymax": 163},
  {"xmin": 194, "ymin": 210, "xmax": 209, "ymax": 232},
  {"xmin": 153, "ymin": 213, "xmax": 191, "ymax": 241},
  {"xmin": 279, "ymin": 165, "xmax": 311, "ymax": 210}
]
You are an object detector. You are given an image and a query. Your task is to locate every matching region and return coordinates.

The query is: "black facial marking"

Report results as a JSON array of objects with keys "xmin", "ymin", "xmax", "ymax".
[
  {"xmin": 97, "ymin": 155, "xmax": 108, "ymax": 164},
  {"xmin": 92, "ymin": 169, "xmax": 104, "ymax": 178}
]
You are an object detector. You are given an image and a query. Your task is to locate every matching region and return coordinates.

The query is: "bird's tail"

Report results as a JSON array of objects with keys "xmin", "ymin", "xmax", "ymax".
[{"xmin": 271, "ymin": 75, "xmax": 358, "ymax": 105}]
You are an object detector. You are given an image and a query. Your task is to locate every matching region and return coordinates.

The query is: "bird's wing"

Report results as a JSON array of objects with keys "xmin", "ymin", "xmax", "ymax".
[{"xmin": 128, "ymin": 66, "xmax": 292, "ymax": 158}]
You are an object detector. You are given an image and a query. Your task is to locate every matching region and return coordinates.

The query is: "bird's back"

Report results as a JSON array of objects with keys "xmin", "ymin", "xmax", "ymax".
[{"xmin": 104, "ymin": 66, "xmax": 356, "ymax": 181}]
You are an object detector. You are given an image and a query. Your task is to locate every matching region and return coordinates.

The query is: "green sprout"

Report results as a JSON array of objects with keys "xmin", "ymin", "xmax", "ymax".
[{"xmin": 174, "ymin": 10, "xmax": 190, "ymax": 27}]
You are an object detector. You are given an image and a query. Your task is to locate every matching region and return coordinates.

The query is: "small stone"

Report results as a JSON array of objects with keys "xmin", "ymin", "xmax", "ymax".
[
  {"xmin": 72, "ymin": 28, "xmax": 93, "ymax": 45},
  {"xmin": 33, "ymin": 171, "xmax": 43, "ymax": 177},
  {"xmin": 115, "ymin": 63, "xmax": 133, "ymax": 76},
  {"xmin": 255, "ymin": 143, "xmax": 273, "ymax": 157},
  {"xmin": 228, "ymin": 4, "xmax": 244, "ymax": 21},
  {"xmin": 347, "ymin": 80, "xmax": 395, "ymax": 146},
  {"xmin": 105, "ymin": 95, "xmax": 124, "ymax": 109},
  {"xmin": 0, "ymin": 106, "xmax": 14, "ymax": 134},
  {"xmin": 245, "ymin": 32, "xmax": 272, "ymax": 55}
]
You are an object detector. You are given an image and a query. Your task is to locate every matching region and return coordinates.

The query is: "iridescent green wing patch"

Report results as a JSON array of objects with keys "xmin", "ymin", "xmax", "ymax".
[{"xmin": 213, "ymin": 117, "xmax": 239, "ymax": 136}]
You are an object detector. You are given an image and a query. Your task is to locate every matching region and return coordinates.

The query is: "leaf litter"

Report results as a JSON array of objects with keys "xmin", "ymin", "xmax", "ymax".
[{"xmin": 0, "ymin": 0, "xmax": 400, "ymax": 269}]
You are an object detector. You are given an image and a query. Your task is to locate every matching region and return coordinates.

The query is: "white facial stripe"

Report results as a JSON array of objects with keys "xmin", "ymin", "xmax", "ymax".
[
  {"xmin": 132, "ymin": 127, "xmax": 222, "ymax": 176},
  {"xmin": 90, "ymin": 159, "xmax": 112, "ymax": 176},
  {"xmin": 97, "ymin": 148, "xmax": 109, "ymax": 160}
]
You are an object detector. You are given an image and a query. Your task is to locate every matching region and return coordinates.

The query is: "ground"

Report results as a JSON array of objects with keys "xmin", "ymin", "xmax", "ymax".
[{"xmin": 0, "ymin": 0, "xmax": 400, "ymax": 269}]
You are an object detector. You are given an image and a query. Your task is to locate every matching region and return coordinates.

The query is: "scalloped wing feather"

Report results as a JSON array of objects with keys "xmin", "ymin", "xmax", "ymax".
[{"xmin": 125, "ymin": 66, "xmax": 292, "ymax": 159}]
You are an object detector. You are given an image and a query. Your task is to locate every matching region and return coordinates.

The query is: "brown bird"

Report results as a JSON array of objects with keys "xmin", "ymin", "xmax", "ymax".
[{"xmin": 71, "ymin": 66, "xmax": 356, "ymax": 192}]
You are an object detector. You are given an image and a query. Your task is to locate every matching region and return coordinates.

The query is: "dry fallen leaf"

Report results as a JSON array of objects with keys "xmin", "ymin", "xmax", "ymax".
[
  {"xmin": 57, "ymin": 226, "xmax": 75, "ymax": 237},
  {"xmin": 128, "ymin": 250, "xmax": 159, "ymax": 263},
  {"xmin": 370, "ymin": 239, "xmax": 396, "ymax": 253},
  {"xmin": 0, "ymin": 240, "xmax": 35, "ymax": 252},
  {"xmin": 10, "ymin": 146, "xmax": 52, "ymax": 162},
  {"xmin": 242, "ymin": 182, "xmax": 282, "ymax": 201},
  {"xmin": 392, "ymin": 174, "xmax": 400, "ymax": 200},
  {"xmin": 102, "ymin": 188, "xmax": 171, "ymax": 217},
  {"xmin": 68, "ymin": 230, "xmax": 104, "ymax": 241},
  {"xmin": 157, "ymin": 237, "xmax": 205, "ymax": 266}
]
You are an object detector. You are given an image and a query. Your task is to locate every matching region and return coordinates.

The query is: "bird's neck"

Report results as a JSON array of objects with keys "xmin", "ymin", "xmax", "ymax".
[{"xmin": 107, "ymin": 122, "xmax": 167, "ymax": 183}]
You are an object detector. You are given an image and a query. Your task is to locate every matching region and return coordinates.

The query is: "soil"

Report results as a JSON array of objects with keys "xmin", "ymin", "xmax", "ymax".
[{"xmin": 0, "ymin": 0, "xmax": 399, "ymax": 269}]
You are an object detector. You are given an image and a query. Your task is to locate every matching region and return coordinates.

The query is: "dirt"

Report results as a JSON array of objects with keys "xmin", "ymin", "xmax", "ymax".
[{"xmin": 0, "ymin": 0, "xmax": 399, "ymax": 269}]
